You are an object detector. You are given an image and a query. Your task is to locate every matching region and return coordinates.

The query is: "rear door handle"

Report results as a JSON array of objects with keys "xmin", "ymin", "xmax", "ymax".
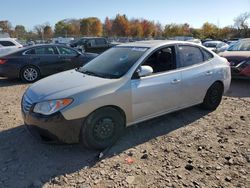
[
  {"xmin": 205, "ymin": 71, "xmax": 213, "ymax": 76},
  {"xmin": 171, "ymin": 79, "xmax": 181, "ymax": 84}
]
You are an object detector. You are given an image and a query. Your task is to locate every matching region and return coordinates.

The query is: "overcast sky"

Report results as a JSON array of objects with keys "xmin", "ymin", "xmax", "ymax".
[{"xmin": 1, "ymin": 0, "xmax": 250, "ymax": 30}]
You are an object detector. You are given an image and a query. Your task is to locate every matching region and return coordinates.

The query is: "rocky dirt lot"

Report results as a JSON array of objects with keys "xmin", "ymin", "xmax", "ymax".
[{"xmin": 0, "ymin": 78, "xmax": 249, "ymax": 188}]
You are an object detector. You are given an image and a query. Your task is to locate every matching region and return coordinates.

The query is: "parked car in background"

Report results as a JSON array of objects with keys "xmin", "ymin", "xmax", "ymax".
[
  {"xmin": 0, "ymin": 38, "xmax": 23, "ymax": 55},
  {"xmin": 0, "ymin": 44, "xmax": 98, "ymax": 82},
  {"xmin": 187, "ymin": 38, "xmax": 202, "ymax": 45},
  {"xmin": 219, "ymin": 38, "xmax": 250, "ymax": 78},
  {"xmin": 70, "ymin": 37, "xmax": 115, "ymax": 54},
  {"xmin": 52, "ymin": 37, "xmax": 74, "ymax": 45},
  {"xmin": 21, "ymin": 40, "xmax": 231, "ymax": 150},
  {"xmin": 203, "ymin": 41, "xmax": 229, "ymax": 53}
]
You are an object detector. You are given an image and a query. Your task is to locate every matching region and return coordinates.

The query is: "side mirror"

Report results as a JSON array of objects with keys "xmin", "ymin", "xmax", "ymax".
[{"xmin": 137, "ymin": 65, "xmax": 153, "ymax": 77}]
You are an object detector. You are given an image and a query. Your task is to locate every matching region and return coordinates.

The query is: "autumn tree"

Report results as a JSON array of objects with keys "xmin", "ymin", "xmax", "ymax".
[
  {"xmin": 130, "ymin": 19, "xmax": 143, "ymax": 37},
  {"xmin": 154, "ymin": 22, "xmax": 163, "ymax": 38},
  {"xmin": 141, "ymin": 19, "xmax": 155, "ymax": 37},
  {"xmin": 80, "ymin": 17, "xmax": 102, "ymax": 36},
  {"xmin": 112, "ymin": 14, "xmax": 130, "ymax": 36},
  {"xmin": 43, "ymin": 25, "xmax": 53, "ymax": 40},
  {"xmin": 164, "ymin": 23, "xmax": 191, "ymax": 38},
  {"xmin": 0, "ymin": 20, "xmax": 12, "ymax": 33},
  {"xmin": 103, "ymin": 17, "xmax": 113, "ymax": 36}
]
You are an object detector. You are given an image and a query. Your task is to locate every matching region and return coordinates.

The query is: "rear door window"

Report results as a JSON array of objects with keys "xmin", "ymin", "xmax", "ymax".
[
  {"xmin": 178, "ymin": 45, "xmax": 204, "ymax": 67},
  {"xmin": 24, "ymin": 47, "xmax": 56, "ymax": 55},
  {"xmin": 57, "ymin": 46, "xmax": 77, "ymax": 56},
  {"xmin": 201, "ymin": 48, "xmax": 214, "ymax": 61},
  {"xmin": 35, "ymin": 47, "xmax": 56, "ymax": 55},
  {"xmin": 0, "ymin": 41, "xmax": 15, "ymax": 46},
  {"xmin": 95, "ymin": 38, "xmax": 107, "ymax": 45}
]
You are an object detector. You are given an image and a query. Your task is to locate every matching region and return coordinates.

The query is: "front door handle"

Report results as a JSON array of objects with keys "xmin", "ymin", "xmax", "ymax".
[
  {"xmin": 205, "ymin": 71, "xmax": 213, "ymax": 76},
  {"xmin": 171, "ymin": 79, "xmax": 181, "ymax": 84}
]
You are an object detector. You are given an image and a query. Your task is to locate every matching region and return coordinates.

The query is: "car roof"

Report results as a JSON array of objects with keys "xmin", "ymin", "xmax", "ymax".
[
  {"xmin": 23, "ymin": 44, "xmax": 70, "ymax": 49},
  {"xmin": 0, "ymin": 38, "xmax": 17, "ymax": 41},
  {"xmin": 203, "ymin": 40, "xmax": 223, "ymax": 44},
  {"xmin": 117, "ymin": 40, "xmax": 196, "ymax": 48}
]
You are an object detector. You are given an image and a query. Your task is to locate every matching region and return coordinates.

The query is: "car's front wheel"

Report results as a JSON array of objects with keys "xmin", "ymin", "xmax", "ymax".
[
  {"xmin": 20, "ymin": 66, "xmax": 40, "ymax": 82},
  {"xmin": 201, "ymin": 82, "xmax": 224, "ymax": 110},
  {"xmin": 80, "ymin": 107, "xmax": 125, "ymax": 150}
]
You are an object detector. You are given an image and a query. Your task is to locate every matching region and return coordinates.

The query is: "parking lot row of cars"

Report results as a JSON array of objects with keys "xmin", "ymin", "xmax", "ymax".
[
  {"xmin": 0, "ymin": 36, "xmax": 248, "ymax": 149},
  {"xmin": 0, "ymin": 37, "xmax": 249, "ymax": 82}
]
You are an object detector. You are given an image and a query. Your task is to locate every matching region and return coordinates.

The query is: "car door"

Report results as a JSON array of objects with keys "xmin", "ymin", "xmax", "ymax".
[
  {"xmin": 85, "ymin": 39, "xmax": 97, "ymax": 53},
  {"xmin": 177, "ymin": 45, "xmax": 214, "ymax": 107},
  {"xmin": 94, "ymin": 38, "xmax": 109, "ymax": 53},
  {"xmin": 26, "ymin": 46, "xmax": 61, "ymax": 76},
  {"xmin": 57, "ymin": 46, "xmax": 82, "ymax": 70},
  {"xmin": 131, "ymin": 46, "xmax": 182, "ymax": 122},
  {"xmin": 0, "ymin": 40, "xmax": 18, "ymax": 55}
]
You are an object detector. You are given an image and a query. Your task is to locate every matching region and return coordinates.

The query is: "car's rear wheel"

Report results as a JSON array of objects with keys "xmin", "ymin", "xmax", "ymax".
[
  {"xmin": 20, "ymin": 66, "xmax": 40, "ymax": 82},
  {"xmin": 80, "ymin": 107, "xmax": 125, "ymax": 150},
  {"xmin": 201, "ymin": 82, "xmax": 224, "ymax": 110}
]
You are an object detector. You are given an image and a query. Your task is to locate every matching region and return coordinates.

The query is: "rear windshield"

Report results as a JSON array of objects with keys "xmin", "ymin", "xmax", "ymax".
[
  {"xmin": 227, "ymin": 41, "xmax": 250, "ymax": 51},
  {"xmin": 79, "ymin": 46, "xmax": 148, "ymax": 78},
  {"xmin": 203, "ymin": 43, "xmax": 217, "ymax": 48}
]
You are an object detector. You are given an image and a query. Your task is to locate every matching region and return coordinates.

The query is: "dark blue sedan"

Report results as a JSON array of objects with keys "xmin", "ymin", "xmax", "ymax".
[{"xmin": 0, "ymin": 44, "xmax": 98, "ymax": 82}]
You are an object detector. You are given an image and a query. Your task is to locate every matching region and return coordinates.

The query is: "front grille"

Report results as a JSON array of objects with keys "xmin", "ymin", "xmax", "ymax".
[{"xmin": 22, "ymin": 94, "xmax": 33, "ymax": 113}]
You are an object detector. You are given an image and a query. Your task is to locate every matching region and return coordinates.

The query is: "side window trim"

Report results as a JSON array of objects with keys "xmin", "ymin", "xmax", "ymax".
[
  {"xmin": 199, "ymin": 47, "xmax": 214, "ymax": 62},
  {"xmin": 177, "ymin": 44, "xmax": 206, "ymax": 68},
  {"xmin": 57, "ymin": 46, "xmax": 78, "ymax": 56},
  {"xmin": 23, "ymin": 46, "xmax": 57, "ymax": 55},
  {"xmin": 23, "ymin": 48, "xmax": 36, "ymax": 55},
  {"xmin": 131, "ymin": 44, "xmax": 178, "ymax": 79}
]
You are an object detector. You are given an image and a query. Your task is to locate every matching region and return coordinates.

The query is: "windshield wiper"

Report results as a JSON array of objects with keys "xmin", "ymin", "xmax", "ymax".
[
  {"xmin": 77, "ymin": 68, "xmax": 118, "ymax": 79},
  {"xmin": 81, "ymin": 70, "xmax": 101, "ymax": 77}
]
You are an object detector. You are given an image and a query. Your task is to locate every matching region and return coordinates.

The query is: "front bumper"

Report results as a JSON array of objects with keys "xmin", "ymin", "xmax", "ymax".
[{"xmin": 22, "ymin": 110, "xmax": 85, "ymax": 144}]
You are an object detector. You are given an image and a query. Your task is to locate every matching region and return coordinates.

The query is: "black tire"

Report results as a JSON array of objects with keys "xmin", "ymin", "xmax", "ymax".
[
  {"xmin": 20, "ymin": 66, "xmax": 40, "ymax": 83},
  {"xmin": 80, "ymin": 107, "xmax": 125, "ymax": 150},
  {"xmin": 201, "ymin": 82, "xmax": 224, "ymax": 110}
]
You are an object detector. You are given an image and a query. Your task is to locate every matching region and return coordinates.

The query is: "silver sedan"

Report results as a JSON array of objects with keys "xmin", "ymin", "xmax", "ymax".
[{"xmin": 21, "ymin": 40, "xmax": 231, "ymax": 150}]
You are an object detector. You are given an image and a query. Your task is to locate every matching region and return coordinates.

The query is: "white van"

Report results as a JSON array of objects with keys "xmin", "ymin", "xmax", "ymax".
[{"xmin": 0, "ymin": 38, "xmax": 23, "ymax": 56}]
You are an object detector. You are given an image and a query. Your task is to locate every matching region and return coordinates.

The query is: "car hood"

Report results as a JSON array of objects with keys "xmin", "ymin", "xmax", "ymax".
[
  {"xmin": 25, "ymin": 70, "xmax": 120, "ymax": 102},
  {"xmin": 219, "ymin": 51, "xmax": 250, "ymax": 65}
]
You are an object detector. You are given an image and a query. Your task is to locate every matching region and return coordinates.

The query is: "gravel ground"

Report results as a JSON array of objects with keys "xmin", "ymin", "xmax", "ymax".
[{"xmin": 0, "ymin": 78, "xmax": 249, "ymax": 188}]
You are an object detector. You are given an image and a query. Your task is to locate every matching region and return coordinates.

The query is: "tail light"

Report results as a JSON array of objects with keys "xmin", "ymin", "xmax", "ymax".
[{"xmin": 0, "ymin": 59, "xmax": 7, "ymax": 65}]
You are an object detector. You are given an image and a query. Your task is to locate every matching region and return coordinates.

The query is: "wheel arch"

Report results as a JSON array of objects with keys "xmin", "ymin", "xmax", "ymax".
[
  {"xmin": 85, "ymin": 105, "xmax": 127, "ymax": 126},
  {"xmin": 211, "ymin": 80, "xmax": 224, "ymax": 92}
]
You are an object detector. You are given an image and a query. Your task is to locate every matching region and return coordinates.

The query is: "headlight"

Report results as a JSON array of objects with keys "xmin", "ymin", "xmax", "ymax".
[{"xmin": 33, "ymin": 98, "xmax": 73, "ymax": 115}]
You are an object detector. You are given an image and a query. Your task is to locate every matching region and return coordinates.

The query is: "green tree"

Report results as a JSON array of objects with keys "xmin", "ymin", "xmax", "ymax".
[
  {"xmin": 54, "ymin": 21, "xmax": 68, "ymax": 36},
  {"xmin": 14, "ymin": 25, "xmax": 26, "ymax": 39},
  {"xmin": 201, "ymin": 22, "xmax": 218, "ymax": 39}
]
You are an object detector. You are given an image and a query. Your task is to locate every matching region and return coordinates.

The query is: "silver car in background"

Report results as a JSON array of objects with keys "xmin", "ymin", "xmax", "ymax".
[
  {"xmin": 21, "ymin": 40, "xmax": 231, "ymax": 150},
  {"xmin": 203, "ymin": 40, "xmax": 229, "ymax": 53}
]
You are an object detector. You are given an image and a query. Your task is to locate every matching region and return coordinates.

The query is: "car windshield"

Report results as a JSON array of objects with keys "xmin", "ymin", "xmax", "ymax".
[
  {"xmin": 78, "ymin": 46, "xmax": 148, "ymax": 78},
  {"xmin": 227, "ymin": 41, "xmax": 250, "ymax": 51}
]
